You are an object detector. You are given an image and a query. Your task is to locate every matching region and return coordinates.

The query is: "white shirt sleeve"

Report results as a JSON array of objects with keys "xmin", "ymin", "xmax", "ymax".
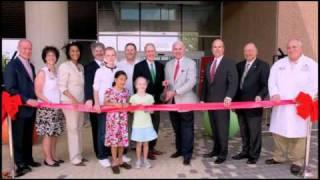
[{"xmin": 93, "ymin": 69, "xmax": 101, "ymax": 91}]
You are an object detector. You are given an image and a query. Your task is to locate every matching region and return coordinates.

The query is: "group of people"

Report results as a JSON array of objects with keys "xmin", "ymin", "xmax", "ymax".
[{"xmin": 3, "ymin": 38, "xmax": 317, "ymax": 177}]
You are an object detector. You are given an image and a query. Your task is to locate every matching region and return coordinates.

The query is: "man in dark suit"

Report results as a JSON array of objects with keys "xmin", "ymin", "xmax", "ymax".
[
  {"xmin": 133, "ymin": 43, "xmax": 165, "ymax": 160},
  {"xmin": 232, "ymin": 43, "xmax": 270, "ymax": 164},
  {"xmin": 84, "ymin": 42, "xmax": 113, "ymax": 167},
  {"xmin": 4, "ymin": 39, "xmax": 41, "ymax": 177},
  {"xmin": 201, "ymin": 39, "xmax": 238, "ymax": 164}
]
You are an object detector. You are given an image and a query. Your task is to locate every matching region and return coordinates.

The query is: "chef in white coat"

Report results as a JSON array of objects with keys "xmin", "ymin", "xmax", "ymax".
[{"xmin": 266, "ymin": 39, "xmax": 318, "ymax": 176}]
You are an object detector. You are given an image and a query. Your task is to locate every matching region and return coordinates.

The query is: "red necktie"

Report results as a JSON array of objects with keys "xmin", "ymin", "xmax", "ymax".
[
  {"xmin": 173, "ymin": 59, "xmax": 180, "ymax": 81},
  {"xmin": 210, "ymin": 59, "xmax": 217, "ymax": 83}
]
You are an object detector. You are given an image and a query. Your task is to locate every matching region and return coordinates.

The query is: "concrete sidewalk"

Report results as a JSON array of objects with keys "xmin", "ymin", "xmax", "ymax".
[{"xmin": 2, "ymin": 112, "xmax": 318, "ymax": 179}]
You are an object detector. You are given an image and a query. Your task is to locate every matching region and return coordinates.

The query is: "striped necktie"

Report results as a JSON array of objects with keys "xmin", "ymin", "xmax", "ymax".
[
  {"xmin": 240, "ymin": 63, "xmax": 251, "ymax": 89},
  {"xmin": 174, "ymin": 59, "xmax": 180, "ymax": 82},
  {"xmin": 150, "ymin": 63, "xmax": 156, "ymax": 83},
  {"xmin": 210, "ymin": 59, "xmax": 217, "ymax": 83}
]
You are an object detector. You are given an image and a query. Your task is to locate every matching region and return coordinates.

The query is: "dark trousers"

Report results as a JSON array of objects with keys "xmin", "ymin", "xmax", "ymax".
[
  {"xmin": 89, "ymin": 113, "xmax": 99, "ymax": 158},
  {"xmin": 169, "ymin": 110, "xmax": 194, "ymax": 160},
  {"xmin": 208, "ymin": 110, "xmax": 230, "ymax": 159},
  {"xmin": 12, "ymin": 114, "xmax": 36, "ymax": 166},
  {"xmin": 237, "ymin": 113, "xmax": 262, "ymax": 160},
  {"xmin": 96, "ymin": 113, "xmax": 111, "ymax": 159},
  {"xmin": 149, "ymin": 111, "xmax": 160, "ymax": 151}
]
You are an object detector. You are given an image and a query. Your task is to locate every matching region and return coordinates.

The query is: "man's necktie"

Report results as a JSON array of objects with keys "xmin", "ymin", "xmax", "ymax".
[
  {"xmin": 210, "ymin": 59, "xmax": 217, "ymax": 83},
  {"xmin": 240, "ymin": 63, "xmax": 251, "ymax": 89},
  {"xmin": 25, "ymin": 61, "xmax": 33, "ymax": 81},
  {"xmin": 150, "ymin": 63, "xmax": 156, "ymax": 83},
  {"xmin": 173, "ymin": 59, "xmax": 180, "ymax": 82}
]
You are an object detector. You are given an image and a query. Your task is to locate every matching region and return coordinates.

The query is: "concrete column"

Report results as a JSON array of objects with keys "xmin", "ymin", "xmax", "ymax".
[
  {"xmin": 277, "ymin": 1, "xmax": 318, "ymax": 61},
  {"xmin": 25, "ymin": 1, "xmax": 69, "ymax": 71}
]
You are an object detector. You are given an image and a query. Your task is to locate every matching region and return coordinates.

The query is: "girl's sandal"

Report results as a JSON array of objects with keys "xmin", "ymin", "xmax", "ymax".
[
  {"xmin": 119, "ymin": 162, "xmax": 132, "ymax": 169},
  {"xmin": 111, "ymin": 165, "xmax": 120, "ymax": 174}
]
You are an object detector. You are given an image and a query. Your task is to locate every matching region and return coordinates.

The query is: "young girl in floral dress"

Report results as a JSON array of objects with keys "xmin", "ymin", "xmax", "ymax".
[{"xmin": 104, "ymin": 70, "xmax": 132, "ymax": 174}]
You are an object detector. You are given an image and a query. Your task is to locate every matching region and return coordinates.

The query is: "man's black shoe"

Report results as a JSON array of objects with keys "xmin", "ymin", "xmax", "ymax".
[
  {"xmin": 247, "ymin": 158, "xmax": 257, "ymax": 164},
  {"xmin": 203, "ymin": 152, "xmax": 218, "ymax": 158},
  {"xmin": 170, "ymin": 152, "xmax": 182, "ymax": 158},
  {"xmin": 27, "ymin": 161, "xmax": 41, "ymax": 167},
  {"xmin": 265, "ymin": 159, "xmax": 282, "ymax": 165},
  {"xmin": 232, "ymin": 152, "xmax": 249, "ymax": 160},
  {"xmin": 290, "ymin": 164, "xmax": 302, "ymax": 176},
  {"xmin": 214, "ymin": 158, "xmax": 226, "ymax": 164},
  {"xmin": 183, "ymin": 159, "xmax": 190, "ymax": 165}
]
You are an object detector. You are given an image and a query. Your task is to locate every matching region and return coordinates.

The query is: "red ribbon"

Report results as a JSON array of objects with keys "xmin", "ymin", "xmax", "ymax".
[
  {"xmin": 295, "ymin": 92, "xmax": 318, "ymax": 122},
  {"xmin": 2, "ymin": 91, "xmax": 22, "ymax": 123},
  {"xmin": 2, "ymin": 91, "xmax": 318, "ymax": 123},
  {"xmin": 33, "ymin": 100, "xmax": 295, "ymax": 113}
]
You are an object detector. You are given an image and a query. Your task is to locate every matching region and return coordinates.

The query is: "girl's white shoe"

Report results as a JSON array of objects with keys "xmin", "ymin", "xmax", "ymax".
[
  {"xmin": 143, "ymin": 160, "xmax": 152, "ymax": 168},
  {"xmin": 123, "ymin": 155, "xmax": 131, "ymax": 162},
  {"xmin": 135, "ymin": 160, "xmax": 142, "ymax": 169}
]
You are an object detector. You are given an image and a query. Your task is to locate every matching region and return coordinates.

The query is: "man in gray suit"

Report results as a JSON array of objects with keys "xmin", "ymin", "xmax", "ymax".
[{"xmin": 162, "ymin": 40, "xmax": 199, "ymax": 166}]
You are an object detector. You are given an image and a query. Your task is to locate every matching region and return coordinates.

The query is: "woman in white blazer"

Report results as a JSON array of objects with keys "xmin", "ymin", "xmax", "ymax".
[{"xmin": 58, "ymin": 42, "xmax": 87, "ymax": 166}]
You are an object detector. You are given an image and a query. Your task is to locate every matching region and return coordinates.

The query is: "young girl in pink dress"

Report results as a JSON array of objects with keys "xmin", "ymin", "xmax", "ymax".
[{"xmin": 104, "ymin": 70, "xmax": 132, "ymax": 174}]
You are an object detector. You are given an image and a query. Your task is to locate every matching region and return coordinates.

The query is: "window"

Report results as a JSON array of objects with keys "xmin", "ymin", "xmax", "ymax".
[
  {"xmin": 121, "ymin": 8, "xmax": 139, "ymax": 20},
  {"xmin": 182, "ymin": 2, "xmax": 221, "ymax": 36},
  {"xmin": 141, "ymin": 8, "xmax": 161, "ymax": 20},
  {"xmin": 2, "ymin": 39, "xmax": 20, "ymax": 72},
  {"xmin": 98, "ymin": 1, "xmax": 221, "ymax": 55},
  {"xmin": 2, "ymin": 39, "xmax": 20, "ymax": 59},
  {"xmin": 98, "ymin": 1, "xmax": 139, "ymax": 32}
]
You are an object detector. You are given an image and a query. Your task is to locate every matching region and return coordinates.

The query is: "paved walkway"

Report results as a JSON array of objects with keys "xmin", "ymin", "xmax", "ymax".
[{"xmin": 2, "ymin": 112, "xmax": 318, "ymax": 178}]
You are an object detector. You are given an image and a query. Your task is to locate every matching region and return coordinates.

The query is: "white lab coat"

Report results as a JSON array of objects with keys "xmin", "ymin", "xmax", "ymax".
[{"xmin": 268, "ymin": 55, "xmax": 318, "ymax": 138}]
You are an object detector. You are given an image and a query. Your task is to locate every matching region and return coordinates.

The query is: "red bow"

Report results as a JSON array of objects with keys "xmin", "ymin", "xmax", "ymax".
[
  {"xmin": 2, "ymin": 91, "xmax": 22, "ymax": 124},
  {"xmin": 295, "ymin": 92, "xmax": 318, "ymax": 123}
]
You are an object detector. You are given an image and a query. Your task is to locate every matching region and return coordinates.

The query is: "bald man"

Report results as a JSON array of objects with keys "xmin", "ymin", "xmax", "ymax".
[
  {"xmin": 4, "ymin": 39, "xmax": 40, "ymax": 177},
  {"xmin": 201, "ymin": 39, "xmax": 238, "ymax": 164},
  {"xmin": 232, "ymin": 43, "xmax": 270, "ymax": 164},
  {"xmin": 163, "ymin": 40, "xmax": 198, "ymax": 165},
  {"xmin": 266, "ymin": 39, "xmax": 318, "ymax": 175}
]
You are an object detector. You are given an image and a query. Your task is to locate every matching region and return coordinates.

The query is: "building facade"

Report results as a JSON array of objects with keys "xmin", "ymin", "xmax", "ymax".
[{"xmin": 1, "ymin": 1, "xmax": 318, "ymax": 72}]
